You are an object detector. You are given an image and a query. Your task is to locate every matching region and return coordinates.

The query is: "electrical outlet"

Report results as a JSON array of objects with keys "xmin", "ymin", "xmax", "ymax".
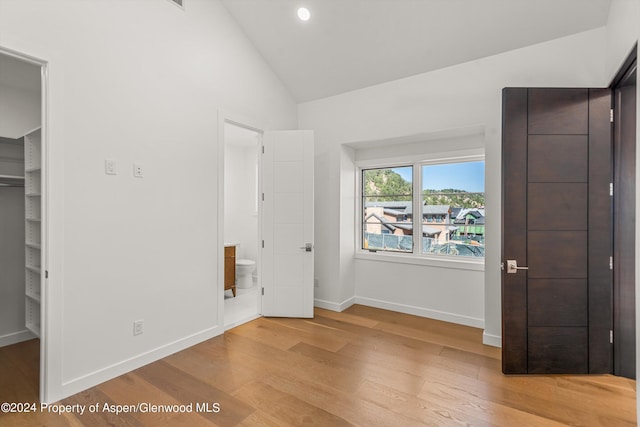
[
  {"xmin": 133, "ymin": 163, "xmax": 144, "ymax": 178},
  {"xmin": 105, "ymin": 159, "xmax": 117, "ymax": 175},
  {"xmin": 133, "ymin": 320, "xmax": 144, "ymax": 336}
]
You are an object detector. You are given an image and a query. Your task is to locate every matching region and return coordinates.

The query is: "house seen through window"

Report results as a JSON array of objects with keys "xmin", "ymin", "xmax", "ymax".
[{"xmin": 362, "ymin": 160, "xmax": 485, "ymax": 258}]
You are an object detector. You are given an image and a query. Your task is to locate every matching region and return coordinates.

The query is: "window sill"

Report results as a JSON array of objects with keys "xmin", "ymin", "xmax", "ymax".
[{"xmin": 355, "ymin": 251, "xmax": 485, "ymax": 271}]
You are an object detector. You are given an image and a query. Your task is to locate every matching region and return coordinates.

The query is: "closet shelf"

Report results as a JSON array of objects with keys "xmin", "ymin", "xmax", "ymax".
[
  {"xmin": 26, "ymin": 290, "xmax": 41, "ymax": 303},
  {"xmin": 24, "ymin": 127, "xmax": 42, "ymax": 340},
  {"xmin": 26, "ymin": 265, "xmax": 41, "ymax": 274}
]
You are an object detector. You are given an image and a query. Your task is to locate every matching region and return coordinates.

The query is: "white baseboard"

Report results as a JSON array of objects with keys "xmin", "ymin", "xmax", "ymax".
[
  {"xmin": 483, "ymin": 331, "xmax": 502, "ymax": 348},
  {"xmin": 57, "ymin": 325, "xmax": 224, "ymax": 402},
  {"xmin": 314, "ymin": 296, "xmax": 356, "ymax": 312},
  {"xmin": 0, "ymin": 329, "xmax": 36, "ymax": 347},
  {"xmin": 355, "ymin": 296, "xmax": 484, "ymax": 329}
]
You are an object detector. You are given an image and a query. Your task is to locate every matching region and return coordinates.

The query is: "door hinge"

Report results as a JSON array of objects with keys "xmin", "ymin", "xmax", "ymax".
[
  {"xmin": 609, "ymin": 256, "xmax": 613, "ymax": 270},
  {"xmin": 262, "ymin": 146, "xmax": 265, "ymax": 154},
  {"xmin": 262, "ymin": 193, "xmax": 264, "ymax": 201},
  {"xmin": 610, "ymin": 182, "xmax": 613, "ymax": 196},
  {"xmin": 610, "ymin": 109, "xmax": 614, "ymax": 123},
  {"xmin": 610, "ymin": 330, "xmax": 613, "ymax": 344},
  {"xmin": 261, "ymin": 287, "xmax": 264, "ymax": 296},
  {"xmin": 45, "ymin": 270, "xmax": 48, "ymax": 279},
  {"xmin": 262, "ymin": 240, "xmax": 264, "ymax": 248}
]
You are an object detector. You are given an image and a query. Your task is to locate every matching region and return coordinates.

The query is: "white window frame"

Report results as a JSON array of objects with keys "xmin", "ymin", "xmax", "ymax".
[{"xmin": 356, "ymin": 150, "xmax": 485, "ymax": 272}]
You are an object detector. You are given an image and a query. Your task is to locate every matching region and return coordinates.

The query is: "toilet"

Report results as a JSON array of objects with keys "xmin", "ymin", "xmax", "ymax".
[{"xmin": 235, "ymin": 258, "xmax": 256, "ymax": 289}]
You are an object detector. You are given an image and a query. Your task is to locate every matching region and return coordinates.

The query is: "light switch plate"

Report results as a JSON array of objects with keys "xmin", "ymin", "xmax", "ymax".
[{"xmin": 105, "ymin": 159, "xmax": 117, "ymax": 175}]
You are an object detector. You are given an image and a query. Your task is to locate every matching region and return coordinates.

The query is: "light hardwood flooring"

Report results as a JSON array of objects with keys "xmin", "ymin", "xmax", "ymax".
[{"xmin": 0, "ymin": 305, "xmax": 636, "ymax": 426}]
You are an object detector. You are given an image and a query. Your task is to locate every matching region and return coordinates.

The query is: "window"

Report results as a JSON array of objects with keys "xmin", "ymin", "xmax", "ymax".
[
  {"xmin": 360, "ymin": 159, "xmax": 485, "ymax": 259},
  {"xmin": 362, "ymin": 166, "xmax": 413, "ymax": 253}
]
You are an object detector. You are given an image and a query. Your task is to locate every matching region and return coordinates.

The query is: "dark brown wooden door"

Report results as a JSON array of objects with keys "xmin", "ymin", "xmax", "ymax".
[{"xmin": 502, "ymin": 88, "xmax": 612, "ymax": 374}]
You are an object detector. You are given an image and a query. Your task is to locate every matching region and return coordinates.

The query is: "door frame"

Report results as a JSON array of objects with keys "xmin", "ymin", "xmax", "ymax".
[
  {"xmin": 0, "ymin": 45, "xmax": 50, "ymax": 402},
  {"xmin": 217, "ymin": 111, "xmax": 264, "ymax": 329},
  {"xmin": 610, "ymin": 44, "xmax": 637, "ymax": 378}
]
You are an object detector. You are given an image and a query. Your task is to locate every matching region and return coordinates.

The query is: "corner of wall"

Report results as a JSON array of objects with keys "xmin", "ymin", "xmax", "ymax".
[
  {"xmin": 314, "ymin": 296, "xmax": 356, "ymax": 312},
  {"xmin": 605, "ymin": 0, "xmax": 640, "ymax": 80},
  {"xmin": 339, "ymin": 144, "xmax": 357, "ymax": 303},
  {"xmin": 482, "ymin": 331, "xmax": 502, "ymax": 348}
]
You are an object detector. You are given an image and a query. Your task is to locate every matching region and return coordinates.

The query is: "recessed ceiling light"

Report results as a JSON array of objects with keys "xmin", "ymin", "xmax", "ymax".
[{"xmin": 297, "ymin": 7, "xmax": 311, "ymax": 21}]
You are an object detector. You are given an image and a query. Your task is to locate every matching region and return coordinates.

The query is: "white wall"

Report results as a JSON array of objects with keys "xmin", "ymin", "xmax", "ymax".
[
  {"xmin": 0, "ymin": 0, "xmax": 296, "ymax": 402},
  {"xmin": 0, "ymin": 138, "xmax": 25, "ymax": 177},
  {"xmin": 224, "ymin": 143, "xmax": 259, "ymax": 262},
  {"xmin": 300, "ymin": 28, "xmax": 608, "ymax": 344},
  {"xmin": 355, "ymin": 261, "xmax": 484, "ymax": 325},
  {"xmin": 0, "ymin": 188, "xmax": 26, "ymax": 345},
  {"xmin": 605, "ymin": 0, "xmax": 639, "ymax": 80},
  {"xmin": 0, "ymin": 139, "xmax": 27, "ymax": 346},
  {"xmin": 0, "ymin": 83, "xmax": 40, "ymax": 139}
]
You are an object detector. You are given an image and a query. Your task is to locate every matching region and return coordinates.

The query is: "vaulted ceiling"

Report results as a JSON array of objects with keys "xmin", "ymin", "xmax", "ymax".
[{"xmin": 221, "ymin": 0, "xmax": 612, "ymax": 102}]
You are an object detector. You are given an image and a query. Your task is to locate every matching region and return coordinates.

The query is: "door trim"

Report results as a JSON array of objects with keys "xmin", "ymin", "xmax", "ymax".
[
  {"xmin": 611, "ymin": 45, "xmax": 637, "ymax": 378},
  {"xmin": 610, "ymin": 45, "xmax": 637, "ymax": 88}
]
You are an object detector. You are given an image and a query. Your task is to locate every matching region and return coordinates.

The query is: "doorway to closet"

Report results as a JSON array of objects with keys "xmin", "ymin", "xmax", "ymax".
[
  {"xmin": 0, "ymin": 49, "xmax": 47, "ymax": 401},
  {"xmin": 222, "ymin": 121, "xmax": 263, "ymax": 329}
]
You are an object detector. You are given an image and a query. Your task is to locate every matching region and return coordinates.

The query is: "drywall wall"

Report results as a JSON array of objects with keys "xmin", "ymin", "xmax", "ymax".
[
  {"xmin": 0, "ymin": 54, "xmax": 41, "ymax": 139},
  {"xmin": 0, "ymin": 188, "xmax": 26, "ymax": 345},
  {"xmin": 0, "ymin": 0, "xmax": 296, "ymax": 402},
  {"xmin": 605, "ymin": 0, "xmax": 639, "ymax": 80},
  {"xmin": 224, "ymin": 143, "xmax": 259, "ymax": 263},
  {"xmin": 299, "ymin": 28, "xmax": 608, "ymax": 344},
  {"xmin": 355, "ymin": 260, "xmax": 484, "ymax": 326},
  {"xmin": 0, "ymin": 83, "xmax": 40, "ymax": 139},
  {"xmin": 0, "ymin": 140, "xmax": 28, "ymax": 347},
  {"xmin": 0, "ymin": 137, "xmax": 24, "ymax": 177}
]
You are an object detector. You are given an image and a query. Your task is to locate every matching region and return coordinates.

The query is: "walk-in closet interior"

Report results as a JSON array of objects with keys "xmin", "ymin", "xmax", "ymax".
[{"xmin": 0, "ymin": 53, "xmax": 43, "ymax": 391}]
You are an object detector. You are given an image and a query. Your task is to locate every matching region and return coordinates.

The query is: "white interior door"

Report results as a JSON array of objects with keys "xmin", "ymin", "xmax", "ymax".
[{"xmin": 262, "ymin": 130, "xmax": 314, "ymax": 317}]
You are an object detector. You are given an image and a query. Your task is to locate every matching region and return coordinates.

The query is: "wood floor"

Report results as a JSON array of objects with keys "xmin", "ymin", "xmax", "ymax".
[{"xmin": 0, "ymin": 305, "xmax": 636, "ymax": 426}]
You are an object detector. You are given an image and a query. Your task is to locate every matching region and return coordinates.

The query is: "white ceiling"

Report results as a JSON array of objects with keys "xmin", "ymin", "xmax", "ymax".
[{"xmin": 221, "ymin": 0, "xmax": 612, "ymax": 102}]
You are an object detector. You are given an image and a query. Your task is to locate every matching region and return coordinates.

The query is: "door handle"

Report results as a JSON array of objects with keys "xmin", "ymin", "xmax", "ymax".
[
  {"xmin": 299, "ymin": 243, "xmax": 313, "ymax": 252},
  {"xmin": 506, "ymin": 259, "xmax": 528, "ymax": 274}
]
